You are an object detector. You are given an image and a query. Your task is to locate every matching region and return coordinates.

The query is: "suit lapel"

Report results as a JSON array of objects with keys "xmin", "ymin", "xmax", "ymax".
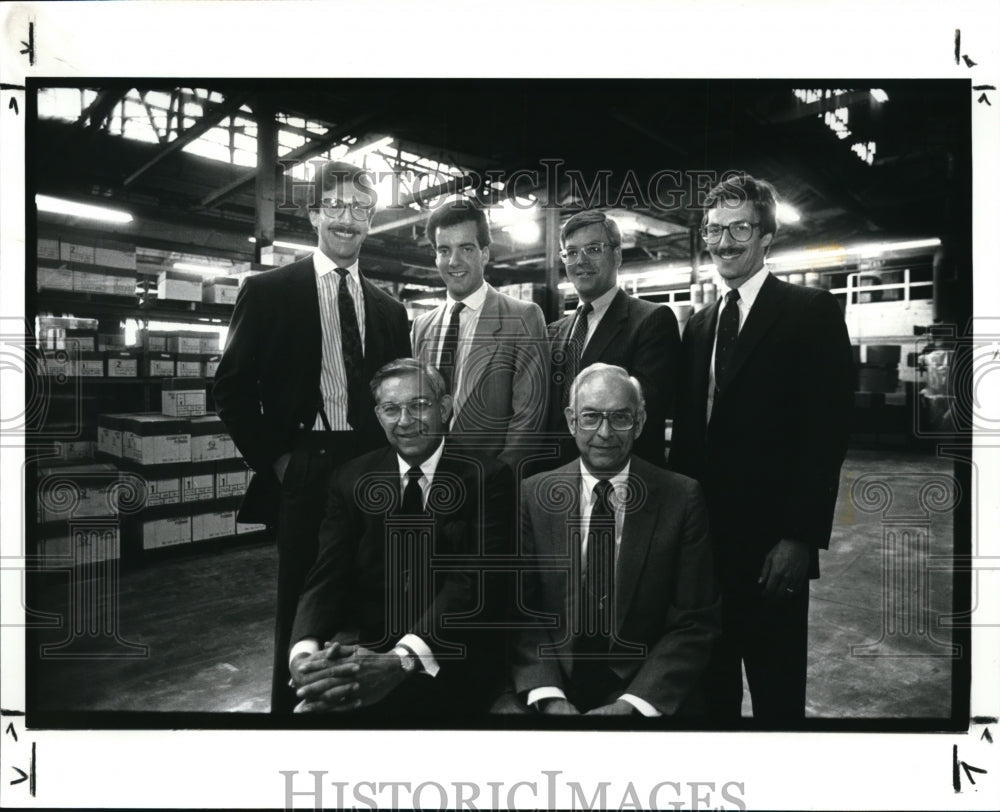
[
  {"xmin": 719, "ymin": 273, "xmax": 782, "ymax": 392},
  {"xmin": 581, "ymin": 289, "xmax": 628, "ymax": 365},
  {"xmin": 291, "ymin": 257, "xmax": 323, "ymax": 388},
  {"xmin": 614, "ymin": 467, "xmax": 657, "ymax": 631},
  {"xmin": 689, "ymin": 300, "xmax": 718, "ymax": 424},
  {"xmin": 359, "ymin": 274, "xmax": 386, "ymax": 377},
  {"xmin": 455, "ymin": 286, "xmax": 501, "ymax": 416}
]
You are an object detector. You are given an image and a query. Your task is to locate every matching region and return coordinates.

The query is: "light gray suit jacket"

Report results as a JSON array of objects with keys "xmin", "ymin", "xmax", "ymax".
[{"xmin": 412, "ymin": 285, "xmax": 549, "ymax": 473}]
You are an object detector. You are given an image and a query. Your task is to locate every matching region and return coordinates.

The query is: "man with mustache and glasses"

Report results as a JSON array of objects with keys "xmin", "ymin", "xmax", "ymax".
[
  {"xmin": 669, "ymin": 173, "xmax": 854, "ymax": 724},
  {"xmin": 289, "ymin": 359, "xmax": 513, "ymax": 718},
  {"xmin": 214, "ymin": 161, "xmax": 411, "ymax": 714},
  {"xmin": 546, "ymin": 211, "xmax": 681, "ymax": 471}
]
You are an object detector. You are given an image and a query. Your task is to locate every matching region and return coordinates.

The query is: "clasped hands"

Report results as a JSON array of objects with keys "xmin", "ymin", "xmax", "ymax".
[
  {"xmin": 290, "ymin": 641, "xmax": 406, "ymax": 713},
  {"xmin": 539, "ymin": 698, "xmax": 634, "ymax": 716}
]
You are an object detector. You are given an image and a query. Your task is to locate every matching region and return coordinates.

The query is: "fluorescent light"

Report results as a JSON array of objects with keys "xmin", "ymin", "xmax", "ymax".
[
  {"xmin": 173, "ymin": 262, "xmax": 227, "ymax": 273},
  {"xmin": 248, "ymin": 236, "xmax": 315, "ymax": 252},
  {"xmin": 344, "ymin": 136, "xmax": 394, "ymax": 163},
  {"xmin": 777, "ymin": 202, "xmax": 801, "ymax": 224},
  {"xmin": 870, "ymin": 89, "xmax": 889, "ymax": 103},
  {"xmin": 36, "ymin": 194, "xmax": 133, "ymax": 224},
  {"xmin": 504, "ymin": 220, "xmax": 541, "ymax": 244}
]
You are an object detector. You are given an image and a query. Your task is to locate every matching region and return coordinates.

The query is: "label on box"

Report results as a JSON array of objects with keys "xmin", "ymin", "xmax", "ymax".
[
  {"xmin": 107, "ymin": 356, "xmax": 138, "ymax": 377},
  {"xmin": 148, "ymin": 357, "xmax": 175, "ymax": 377},
  {"xmin": 192, "ymin": 432, "xmax": 230, "ymax": 462},
  {"xmin": 53, "ymin": 440, "xmax": 95, "ymax": 461},
  {"xmin": 175, "ymin": 359, "xmax": 202, "ymax": 377},
  {"xmin": 39, "ymin": 354, "xmax": 74, "ymax": 378},
  {"xmin": 38, "ymin": 469, "xmax": 118, "ymax": 522},
  {"xmin": 192, "ymin": 510, "xmax": 235, "ymax": 541},
  {"xmin": 236, "ymin": 521, "xmax": 267, "ymax": 534},
  {"xmin": 216, "ymin": 469, "xmax": 248, "ymax": 499},
  {"xmin": 61, "ymin": 242, "xmax": 96, "ymax": 264},
  {"xmin": 162, "ymin": 389, "xmax": 206, "ymax": 417},
  {"xmin": 78, "ymin": 357, "xmax": 103, "ymax": 377},
  {"xmin": 38, "ymin": 238, "xmax": 60, "ymax": 260},
  {"xmin": 123, "ymin": 432, "xmax": 191, "ymax": 465},
  {"xmin": 97, "ymin": 426, "xmax": 123, "ymax": 457},
  {"xmin": 182, "ymin": 474, "xmax": 215, "ymax": 502},
  {"xmin": 145, "ymin": 477, "xmax": 181, "ymax": 507},
  {"xmin": 140, "ymin": 516, "xmax": 191, "ymax": 550}
]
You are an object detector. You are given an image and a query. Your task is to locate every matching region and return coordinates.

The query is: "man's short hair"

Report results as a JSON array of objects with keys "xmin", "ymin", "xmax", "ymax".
[
  {"xmin": 425, "ymin": 201, "xmax": 492, "ymax": 249},
  {"xmin": 568, "ymin": 363, "xmax": 646, "ymax": 415},
  {"xmin": 560, "ymin": 210, "xmax": 622, "ymax": 249},
  {"xmin": 310, "ymin": 160, "xmax": 376, "ymax": 210},
  {"xmin": 370, "ymin": 357, "xmax": 448, "ymax": 401},
  {"xmin": 702, "ymin": 172, "xmax": 779, "ymax": 239}
]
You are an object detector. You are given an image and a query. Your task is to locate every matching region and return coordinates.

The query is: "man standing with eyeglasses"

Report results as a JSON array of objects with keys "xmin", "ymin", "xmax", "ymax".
[
  {"xmin": 545, "ymin": 210, "xmax": 681, "ymax": 470},
  {"xmin": 669, "ymin": 173, "xmax": 854, "ymax": 724},
  {"xmin": 288, "ymin": 358, "xmax": 513, "ymax": 718},
  {"xmin": 507, "ymin": 363, "xmax": 719, "ymax": 716},
  {"xmin": 214, "ymin": 160, "xmax": 411, "ymax": 714}
]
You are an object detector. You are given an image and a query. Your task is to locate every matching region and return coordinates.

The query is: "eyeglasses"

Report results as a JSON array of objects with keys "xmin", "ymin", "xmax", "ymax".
[
  {"xmin": 700, "ymin": 221, "xmax": 759, "ymax": 245},
  {"xmin": 375, "ymin": 398, "xmax": 435, "ymax": 421},
  {"xmin": 559, "ymin": 242, "xmax": 617, "ymax": 265},
  {"xmin": 574, "ymin": 410, "xmax": 636, "ymax": 431},
  {"xmin": 319, "ymin": 198, "xmax": 376, "ymax": 221}
]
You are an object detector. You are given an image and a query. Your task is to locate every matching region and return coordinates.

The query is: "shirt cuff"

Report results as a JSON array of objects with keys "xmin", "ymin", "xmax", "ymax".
[
  {"xmin": 398, "ymin": 634, "xmax": 439, "ymax": 677},
  {"xmin": 526, "ymin": 686, "xmax": 567, "ymax": 708},
  {"xmin": 620, "ymin": 693, "xmax": 661, "ymax": 717},
  {"xmin": 289, "ymin": 638, "xmax": 320, "ymax": 668}
]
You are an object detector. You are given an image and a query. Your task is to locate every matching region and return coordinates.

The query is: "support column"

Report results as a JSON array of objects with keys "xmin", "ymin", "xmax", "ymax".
[{"xmin": 254, "ymin": 98, "xmax": 277, "ymax": 264}]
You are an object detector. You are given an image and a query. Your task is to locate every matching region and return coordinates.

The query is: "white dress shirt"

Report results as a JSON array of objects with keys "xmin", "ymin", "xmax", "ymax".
[
  {"xmin": 435, "ymin": 282, "xmax": 488, "ymax": 409},
  {"xmin": 527, "ymin": 460, "xmax": 661, "ymax": 717},
  {"xmin": 706, "ymin": 266, "xmax": 770, "ymax": 422},
  {"xmin": 312, "ymin": 249, "xmax": 366, "ymax": 431},
  {"xmin": 576, "ymin": 283, "xmax": 620, "ymax": 352}
]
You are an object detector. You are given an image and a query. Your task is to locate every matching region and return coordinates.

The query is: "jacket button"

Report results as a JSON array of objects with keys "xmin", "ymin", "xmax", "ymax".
[
  {"xmin": 298, "ymin": 422, "xmax": 305, "ymax": 429},
  {"xmin": 318, "ymin": 448, "xmax": 326, "ymax": 456}
]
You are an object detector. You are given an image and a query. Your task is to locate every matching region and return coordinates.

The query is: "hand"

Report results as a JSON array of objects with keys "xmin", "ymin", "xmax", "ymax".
[
  {"xmin": 539, "ymin": 698, "xmax": 580, "ymax": 715},
  {"xmin": 758, "ymin": 538, "xmax": 810, "ymax": 601},
  {"xmin": 273, "ymin": 451, "xmax": 292, "ymax": 483},
  {"xmin": 296, "ymin": 645, "xmax": 409, "ymax": 712},
  {"xmin": 584, "ymin": 699, "xmax": 635, "ymax": 716},
  {"xmin": 290, "ymin": 642, "xmax": 362, "ymax": 713}
]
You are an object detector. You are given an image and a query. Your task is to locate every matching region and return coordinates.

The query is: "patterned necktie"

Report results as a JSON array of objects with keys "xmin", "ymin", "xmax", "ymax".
[
  {"xmin": 400, "ymin": 465, "xmax": 424, "ymax": 515},
  {"xmin": 562, "ymin": 302, "xmax": 593, "ymax": 408},
  {"xmin": 714, "ymin": 288, "xmax": 741, "ymax": 389},
  {"xmin": 438, "ymin": 301, "xmax": 466, "ymax": 395},
  {"xmin": 335, "ymin": 268, "xmax": 364, "ymax": 429},
  {"xmin": 580, "ymin": 478, "xmax": 615, "ymax": 652}
]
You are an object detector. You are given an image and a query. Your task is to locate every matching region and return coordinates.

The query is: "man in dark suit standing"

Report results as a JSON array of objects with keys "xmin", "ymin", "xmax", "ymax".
[
  {"xmin": 546, "ymin": 211, "xmax": 680, "ymax": 469},
  {"xmin": 511, "ymin": 363, "xmax": 719, "ymax": 716},
  {"xmin": 213, "ymin": 161, "xmax": 411, "ymax": 713},
  {"xmin": 289, "ymin": 358, "xmax": 513, "ymax": 718},
  {"xmin": 669, "ymin": 173, "xmax": 854, "ymax": 723}
]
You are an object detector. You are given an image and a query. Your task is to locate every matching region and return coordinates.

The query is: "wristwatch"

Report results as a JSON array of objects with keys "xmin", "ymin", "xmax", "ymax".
[{"xmin": 392, "ymin": 644, "xmax": 418, "ymax": 675}]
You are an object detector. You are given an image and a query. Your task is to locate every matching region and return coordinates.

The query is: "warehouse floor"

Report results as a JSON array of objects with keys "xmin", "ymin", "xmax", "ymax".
[{"xmin": 26, "ymin": 449, "xmax": 963, "ymax": 722}]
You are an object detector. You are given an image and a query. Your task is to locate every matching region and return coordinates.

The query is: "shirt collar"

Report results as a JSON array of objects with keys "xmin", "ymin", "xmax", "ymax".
[
  {"xmin": 313, "ymin": 248, "xmax": 360, "ymax": 282},
  {"xmin": 446, "ymin": 281, "xmax": 489, "ymax": 313},
  {"xmin": 719, "ymin": 266, "xmax": 769, "ymax": 310},
  {"xmin": 586, "ymin": 284, "xmax": 620, "ymax": 320},
  {"xmin": 579, "ymin": 458, "xmax": 632, "ymax": 503},
  {"xmin": 396, "ymin": 438, "xmax": 446, "ymax": 481}
]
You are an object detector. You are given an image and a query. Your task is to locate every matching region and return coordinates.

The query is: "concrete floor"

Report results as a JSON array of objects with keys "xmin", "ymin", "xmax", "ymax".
[{"xmin": 28, "ymin": 449, "xmax": 960, "ymax": 720}]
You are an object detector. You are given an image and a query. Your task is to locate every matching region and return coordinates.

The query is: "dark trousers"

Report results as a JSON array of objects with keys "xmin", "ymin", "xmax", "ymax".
[
  {"xmin": 271, "ymin": 431, "xmax": 362, "ymax": 714},
  {"xmin": 704, "ymin": 583, "xmax": 810, "ymax": 724}
]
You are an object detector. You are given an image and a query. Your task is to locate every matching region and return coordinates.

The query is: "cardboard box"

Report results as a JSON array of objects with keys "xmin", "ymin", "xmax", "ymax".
[
  {"xmin": 36, "ymin": 463, "xmax": 120, "ymax": 522},
  {"xmin": 141, "ymin": 352, "xmax": 175, "ymax": 377},
  {"xmin": 202, "ymin": 277, "xmax": 240, "ymax": 305},
  {"xmin": 192, "ymin": 510, "xmax": 236, "ymax": 541},
  {"xmin": 97, "ymin": 414, "xmax": 130, "ymax": 457},
  {"xmin": 190, "ymin": 416, "xmax": 232, "ymax": 462},
  {"xmin": 105, "ymin": 351, "xmax": 139, "ymax": 378},
  {"xmin": 175, "ymin": 353, "xmax": 203, "ymax": 378},
  {"xmin": 38, "ymin": 527, "xmax": 121, "ymax": 569},
  {"xmin": 37, "ymin": 238, "xmax": 60, "ymax": 261},
  {"xmin": 77, "ymin": 351, "xmax": 104, "ymax": 378},
  {"xmin": 200, "ymin": 334, "xmax": 221, "ymax": 353},
  {"xmin": 157, "ymin": 270, "xmax": 202, "ymax": 302},
  {"xmin": 136, "ymin": 330, "xmax": 170, "ymax": 352},
  {"xmin": 216, "ymin": 468, "xmax": 248, "ymax": 499},
  {"xmin": 39, "ymin": 352, "xmax": 74, "ymax": 378},
  {"xmin": 144, "ymin": 476, "xmax": 181, "ymax": 507},
  {"xmin": 161, "ymin": 379, "xmax": 206, "ymax": 417},
  {"xmin": 60, "ymin": 241, "xmax": 95, "ymax": 264},
  {"xmin": 37, "ymin": 265, "xmax": 74, "ymax": 292},
  {"xmin": 166, "ymin": 334, "xmax": 204, "ymax": 354},
  {"xmin": 203, "ymin": 354, "xmax": 222, "ymax": 377},
  {"xmin": 52, "ymin": 439, "xmax": 95, "ymax": 461},
  {"xmin": 65, "ymin": 329, "xmax": 97, "ymax": 352},
  {"xmin": 121, "ymin": 414, "xmax": 191, "ymax": 465},
  {"xmin": 236, "ymin": 521, "xmax": 267, "ymax": 535},
  {"xmin": 139, "ymin": 516, "xmax": 191, "ymax": 550},
  {"xmin": 182, "ymin": 473, "xmax": 215, "ymax": 503},
  {"xmin": 98, "ymin": 332, "xmax": 127, "ymax": 351},
  {"xmin": 94, "ymin": 239, "xmax": 137, "ymax": 270}
]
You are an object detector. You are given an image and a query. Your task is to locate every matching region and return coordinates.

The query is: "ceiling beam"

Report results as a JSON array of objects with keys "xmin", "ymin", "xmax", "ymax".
[{"xmin": 75, "ymin": 88, "xmax": 130, "ymax": 130}]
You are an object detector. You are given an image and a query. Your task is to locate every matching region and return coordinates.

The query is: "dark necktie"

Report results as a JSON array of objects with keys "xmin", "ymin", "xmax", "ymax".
[
  {"xmin": 335, "ymin": 268, "xmax": 364, "ymax": 429},
  {"xmin": 562, "ymin": 302, "xmax": 593, "ymax": 408},
  {"xmin": 438, "ymin": 301, "xmax": 466, "ymax": 394},
  {"xmin": 400, "ymin": 465, "xmax": 424, "ymax": 515},
  {"xmin": 579, "ymin": 478, "xmax": 616, "ymax": 652},
  {"xmin": 714, "ymin": 288, "xmax": 741, "ymax": 389}
]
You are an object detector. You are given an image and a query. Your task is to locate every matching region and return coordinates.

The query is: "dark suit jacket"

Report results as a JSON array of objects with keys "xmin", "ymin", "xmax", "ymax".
[
  {"xmin": 213, "ymin": 255, "xmax": 411, "ymax": 523},
  {"xmin": 668, "ymin": 273, "xmax": 854, "ymax": 588},
  {"xmin": 512, "ymin": 457, "xmax": 720, "ymax": 715},
  {"xmin": 412, "ymin": 285, "xmax": 549, "ymax": 475},
  {"xmin": 547, "ymin": 289, "xmax": 680, "ymax": 467},
  {"xmin": 291, "ymin": 445, "xmax": 514, "ymax": 714}
]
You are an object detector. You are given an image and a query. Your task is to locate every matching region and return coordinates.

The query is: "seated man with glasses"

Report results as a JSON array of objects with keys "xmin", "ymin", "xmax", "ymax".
[
  {"xmin": 545, "ymin": 211, "xmax": 681, "ymax": 471},
  {"xmin": 288, "ymin": 358, "xmax": 514, "ymax": 719},
  {"xmin": 508, "ymin": 363, "xmax": 720, "ymax": 717}
]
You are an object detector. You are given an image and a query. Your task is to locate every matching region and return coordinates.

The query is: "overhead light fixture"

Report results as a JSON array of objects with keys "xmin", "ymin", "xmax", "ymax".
[
  {"xmin": 777, "ymin": 202, "xmax": 801, "ymax": 224},
  {"xmin": 173, "ymin": 262, "xmax": 228, "ymax": 273},
  {"xmin": 36, "ymin": 194, "xmax": 133, "ymax": 224},
  {"xmin": 344, "ymin": 136, "xmax": 394, "ymax": 163},
  {"xmin": 248, "ymin": 237, "xmax": 314, "ymax": 252},
  {"xmin": 504, "ymin": 220, "xmax": 542, "ymax": 245},
  {"xmin": 870, "ymin": 89, "xmax": 889, "ymax": 103}
]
